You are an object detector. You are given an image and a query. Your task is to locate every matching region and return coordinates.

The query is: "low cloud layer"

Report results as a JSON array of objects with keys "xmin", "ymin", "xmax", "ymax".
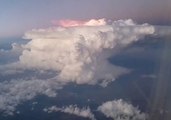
[
  {"xmin": 43, "ymin": 105, "xmax": 96, "ymax": 120},
  {"xmin": 98, "ymin": 99, "xmax": 147, "ymax": 120},
  {"xmin": 0, "ymin": 19, "xmax": 156, "ymax": 115},
  {"xmin": 43, "ymin": 99, "xmax": 147, "ymax": 120},
  {"xmin": 0, "ymin": 77, "xmax": 64, "ymax": 115}
]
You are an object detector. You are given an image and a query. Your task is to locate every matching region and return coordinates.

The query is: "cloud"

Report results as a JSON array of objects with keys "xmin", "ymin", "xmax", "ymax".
[
  {"xmin": 98, "ymin": 99, "xmax": 147, "ymax": 120},
  {"xmin": 43, "ymin": 105, "xmax": 96, "ymax": 120},
  {"xmin": 51, "ymin": 18, "xmax": 107, "ymax": 27},
  {"xmin": 17, "ymin": 19, "xmax": 155, "ymax": 86},
  {"xmin": 0, "ymin": 77, "xmax": 64, "ymax": 115}
]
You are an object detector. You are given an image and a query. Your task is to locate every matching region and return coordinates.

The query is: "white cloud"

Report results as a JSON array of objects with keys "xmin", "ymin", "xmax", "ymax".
[
  {"xmin": 98, "ymin": 99, "xmax": 147, "ymax": 120},
  {"xmin": 16, "ymin": 19, "xmax": 155, "ymax": 86},
  {"xmin": 43, "ymin": 105, "xmax": 96, "ymax": 120},
  {"xmin": 0, "ymin": 77, "xmax": 64, "ymax": 115}
]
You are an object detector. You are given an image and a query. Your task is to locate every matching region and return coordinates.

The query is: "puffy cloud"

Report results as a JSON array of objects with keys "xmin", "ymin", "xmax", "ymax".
[
  {"xmin": 98, "ymin": 99, "xmax": 147, "ymax": 120},
  {"xmin": 18, "ymin": 19, "xmax": 155, "ymax": 86},
  {"xmin": 43, "ymin": 105, "xmax": 96, "ymax": 120}
]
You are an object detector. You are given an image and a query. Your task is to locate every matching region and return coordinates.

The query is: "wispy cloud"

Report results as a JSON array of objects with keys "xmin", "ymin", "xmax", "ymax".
[{"xmin": 44, "ymin": 105, "xmax": 96, "ymax": 120}]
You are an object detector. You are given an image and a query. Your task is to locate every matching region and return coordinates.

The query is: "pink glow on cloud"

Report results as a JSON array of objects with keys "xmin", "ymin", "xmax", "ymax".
[{"xmin": 51, "ymin": 18, "xmax": 107, "ymax": 27}]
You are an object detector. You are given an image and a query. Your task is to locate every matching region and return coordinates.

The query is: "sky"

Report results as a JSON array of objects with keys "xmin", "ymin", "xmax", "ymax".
[{"xmin": 0, "ymin": 0, "xmax": 171, "ymax": 38}]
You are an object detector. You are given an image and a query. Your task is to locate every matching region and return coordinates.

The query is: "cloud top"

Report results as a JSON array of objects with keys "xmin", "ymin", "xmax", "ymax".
[{"xmin": 52, "ymin": 18, "xmax": 107, "ymax": 27}]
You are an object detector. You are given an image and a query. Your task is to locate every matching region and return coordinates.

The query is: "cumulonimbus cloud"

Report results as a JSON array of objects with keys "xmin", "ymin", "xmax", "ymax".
[{"xmin": 19, "ymin": 19, "xmax": 155, "ymax": 85}]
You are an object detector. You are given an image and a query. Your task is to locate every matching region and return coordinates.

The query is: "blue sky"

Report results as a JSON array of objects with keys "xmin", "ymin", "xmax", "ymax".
[{"xmin": 0, "ymin": 0, "xmax": 171, "ymax": 38}]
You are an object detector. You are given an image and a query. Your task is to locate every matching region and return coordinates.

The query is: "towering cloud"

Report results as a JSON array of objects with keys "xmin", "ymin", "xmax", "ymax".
[{"xmin": 20, "ymin": 19, "xmax": 155, "ymax": 85}]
